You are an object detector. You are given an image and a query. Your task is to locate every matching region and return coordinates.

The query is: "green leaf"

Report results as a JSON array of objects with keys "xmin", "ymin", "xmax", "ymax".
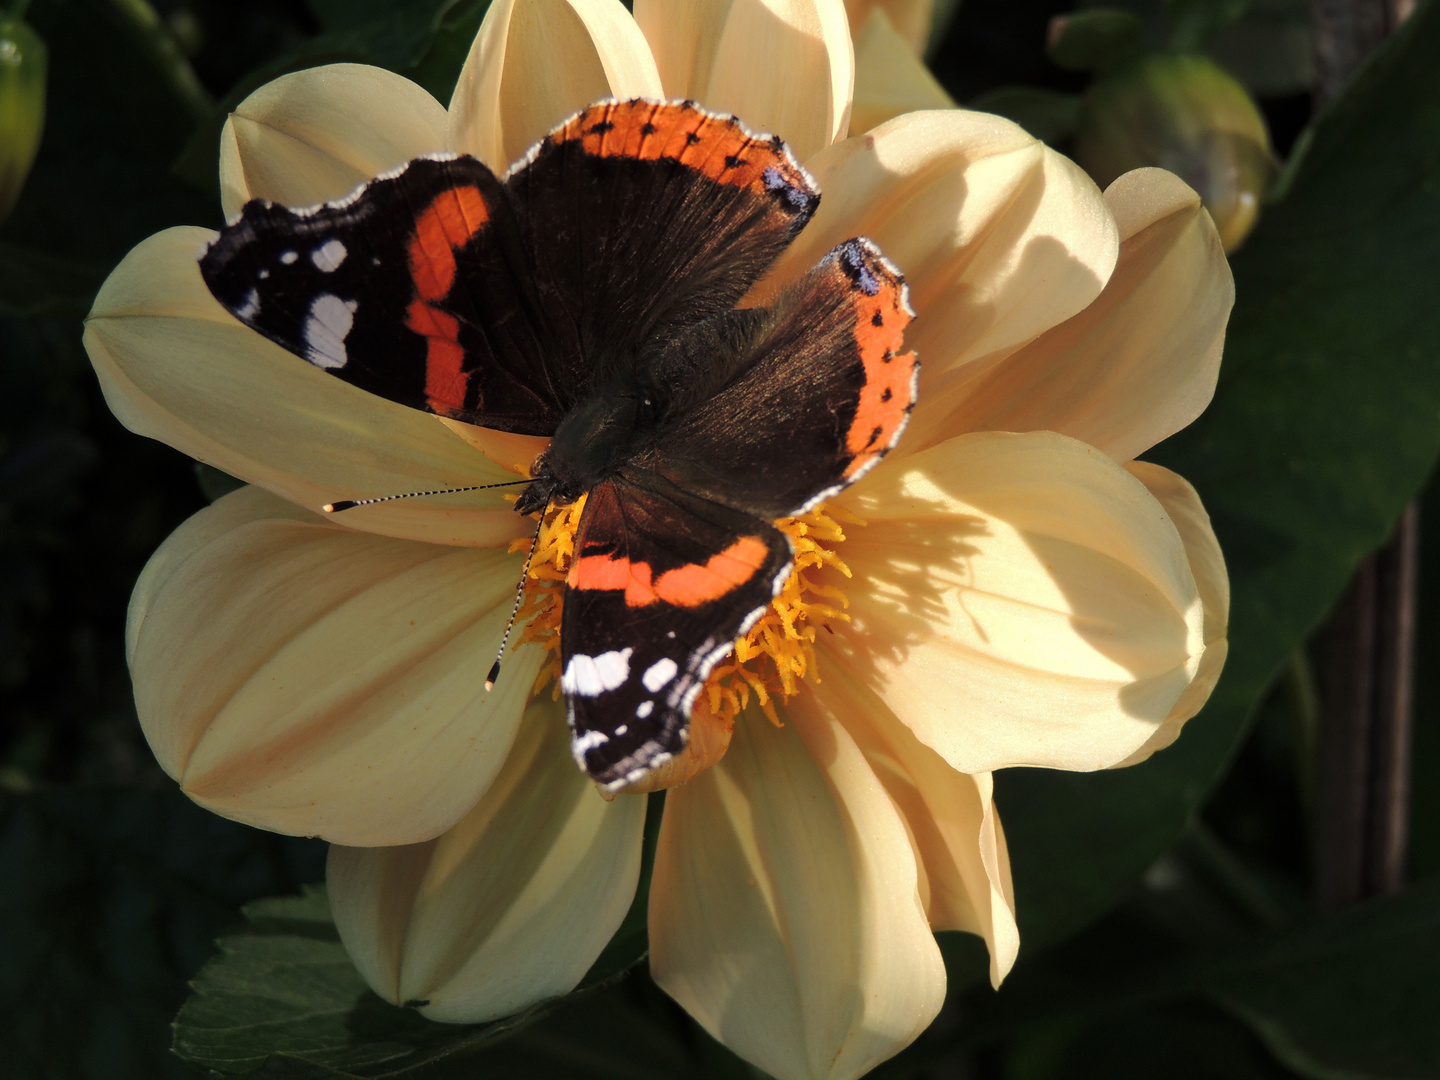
[
  {"xmin": 174, "ymin": 793, "xmax": 663, "ymax": 1077},
  {"xmin": 995, "ymin": 0, "xmax": 1440, "ymax": 951},
  {"xmin": 174, "ymin": 885, "xmax": 569, "ymax": 1078},
  {"xmin": 1211, "ymin": 881, "xmax": 1440, "ymax": 1080}
]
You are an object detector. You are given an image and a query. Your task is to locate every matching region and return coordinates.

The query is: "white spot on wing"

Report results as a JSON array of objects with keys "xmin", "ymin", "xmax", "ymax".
[
  {"xmin": 303, "ymin": 294, "xmax": 358, "ymax": 369},
  {"xmin": 311, "ymin": 238, "xmax": 347, "ymax": 272},
  {"xmin": 635, "ymin": 701, "xmax": 653, "ymax": 719},
  {"xmin": 561, "ymin": 648, "xmax": 633, "ymax": 697},
  {"xmin": 615, "ymin": 724, "xmax": 628, "ymax": 736},
  {"xmin": 642, "ymin": 657, "xmax": 678, "ymax": 693},
  {"xmin": 279, "ymin": 250, "xmax": 298, "ymax": 264},
  {"xmin": 234, "ymin": 288, "xmax": 260, "ymax": 321},
  {"xmin": 571, "ymin": 729, "xmax": 609, "ymax": 768}
]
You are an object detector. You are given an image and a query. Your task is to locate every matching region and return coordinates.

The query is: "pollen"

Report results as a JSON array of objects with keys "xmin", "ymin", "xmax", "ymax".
[{"xmin": 507, "ymin": 496, "xmax": 861, "ymax": 726}]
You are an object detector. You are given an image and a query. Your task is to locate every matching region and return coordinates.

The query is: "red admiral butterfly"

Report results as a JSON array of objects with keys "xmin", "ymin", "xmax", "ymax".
[{"xmin": 199, "ymin": 99, "xmax": 918, "ymax": 790}]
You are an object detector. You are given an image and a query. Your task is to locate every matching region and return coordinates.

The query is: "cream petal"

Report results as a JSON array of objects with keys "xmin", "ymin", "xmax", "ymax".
[
  {"xmin": 635, "ymin": 0, "xmax": 854, "ymax": 160},
  {"xmin": 218, "ymin": 64, "xmax": 448, "ymax": 219},
  {"xmin": 1111, "ymin": 461, "xmax": 1229, "ymax": 767},
  {"xmin": 128, "ymin": 485, "xmax": 543, "ymax": 846},
  {"xmin": 936, "ymin": 168, "xmax": 1234, "ymax": 463},
  {"xmin": 849, "ymin": 7, "xmax": 953, "ymax": 135},
  {"xmin": 797, "ymin": 660, "xmax": 1018, "ymax": 986},
  {"xmin": 756, "ymin": 110, "xmax": 1118, "ymax": 449},
  {"xmin": 829, "ymin": 430, "xmax": 1207, "ymax": 774},
  {"xmin": 83, "ymin": 227, "xmax": 526, "ymax": 548},
  {"xmin": 328, "ymin": 696, "xmax": 645, "ymax": 1023},
  {"xmin": 650, "ymin": 703, "xmax": 944, "ymax": 1080},
  {"xmin": 845, "ymin": 0, "xmax": 933, "ymax": 52},
  {"xmin": 449, "ymin": 0, "xmax": 663, "ymax": 172}
]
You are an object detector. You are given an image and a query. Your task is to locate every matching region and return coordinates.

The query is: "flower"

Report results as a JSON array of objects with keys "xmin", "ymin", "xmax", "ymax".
[{"xmin": 83, "ymin": 1, "xmax": 1232, "ymax": 1078}]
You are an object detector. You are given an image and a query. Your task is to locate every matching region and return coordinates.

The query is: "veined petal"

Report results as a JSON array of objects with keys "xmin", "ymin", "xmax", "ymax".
[
  {"xmin": 797, "ymin": 661, "xmax": 1018, "ymax": 986},
  {"xmin": 757, "ymin": 109, "xmax": 1118, "ymax": 446},
  {"xmin": 328, "ymin": 697, "xmax": 645, "ymax": 1023},
  {"xmin": 218, "ymin": 64, "xmax": 448, "ymax": 219},
  {"xmin": 128, "ymin": 486, "xmax": 543, "ymax": 846},
  {"xmin": 635, "ymin": 0, "xmax": 854, "ymax": 160},
  {"xmin": 849, "ymin": 7, "xmax": 953, "ymax": 135},
  {"xmin": 844, "ymin": 0, "xmax": 932, "ymax": 53},
  {"xmin": 830, "ymin": 430, "xmax": 1206, "ymax": 774},
  {"xmin": 650, "ymin": 703, "xmax": 944, "ymax": 1080},
  {"xmin": 937, "ymin": 168, "xmax": 1234, "ymax": 462},
  {"xmin": 83, "ymin": 227, "xmax": 526, "ymax": 548},
  {"xmin": 1112, "ymin": 461, "xmax": 1229, "ymax": 767},
  {"xmin": 449, "ymin": 0, "xmax": 663, "ymax": 172}
]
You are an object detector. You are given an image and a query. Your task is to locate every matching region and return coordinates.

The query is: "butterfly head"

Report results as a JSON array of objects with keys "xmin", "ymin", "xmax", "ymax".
[{"xmin": 514, "ymin": 389, "xmax": 646, "ymax": 516}]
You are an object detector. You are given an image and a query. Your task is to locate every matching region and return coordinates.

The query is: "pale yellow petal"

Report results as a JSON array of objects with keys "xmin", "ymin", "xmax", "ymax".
[
  {"xmin": 328, "ymin": 697, "xmax": 645, "ymax": 1022},
  {"xmin": 849, "ymin": 7, "xmax": 953, "ymax": 135},
  {"xmin": 128, "ymin": 485, "xmax": 543, "ymax": 846},
  {"xmin": 650, "ymin": 704, "xmax": 944, "ymax": 1080},
  {"xmin": 937, "ymin": 168, "xmax": 1234, "ymax": 462},
  {"xmin": 1111, "ymin": 461, "xmax": 1229, "ymax": 767},
  {"xmin": 845, "ymin": 0, "xmax": 932, "ymax": 52},
  {"xmin": 218, "ymin": 64, "xmax": 448, "ymax": 219},
  {"xmin": 829, "ymin": 430, "xmax": 1205, "ymax": 774},
  {"xmin": 797, "ymin": 663, "xmax": 1018, "ymax": 986},
  {"xmin": 635, "ymin": 0, "xmax": 854, "ymax": 159},
  {"xmin": 449, "ymin": 0, "xmax": 663, "ymax": 171},
  {"xmin": 756, "ymin": 110, "xmax": 1118, "ymax": 450},
  {"xmin": 83, "ymin": 227, "xmax": 526, "ymax": 548}
]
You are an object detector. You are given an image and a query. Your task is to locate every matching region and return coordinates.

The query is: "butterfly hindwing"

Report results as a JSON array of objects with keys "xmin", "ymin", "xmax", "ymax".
[
  {"xmin": 560, "ymin": 469, "xmax": 792, "ymax": 789},
  {"xmin": 646, "ymin": 237, "xmax": 918, "ymax": 518}
]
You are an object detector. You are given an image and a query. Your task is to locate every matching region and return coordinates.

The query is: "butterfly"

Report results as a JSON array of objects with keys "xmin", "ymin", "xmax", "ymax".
[{"xmin": 198, "ymin": 98, "xmax": 918, "ymax": 791}]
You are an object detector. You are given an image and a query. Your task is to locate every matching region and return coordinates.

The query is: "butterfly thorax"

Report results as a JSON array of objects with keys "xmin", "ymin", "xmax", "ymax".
[{"xmin": 516, "ymin": 387, "xmax": 654, "ymax": 515}]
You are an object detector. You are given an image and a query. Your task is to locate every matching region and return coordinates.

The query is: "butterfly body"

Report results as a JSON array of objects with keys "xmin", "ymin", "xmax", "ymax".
[{"xmin": 200, "ymin": 98, "xmax": 918, "ymax": 789}]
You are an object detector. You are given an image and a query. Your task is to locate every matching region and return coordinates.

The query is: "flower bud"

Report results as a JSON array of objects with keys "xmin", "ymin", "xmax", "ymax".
[
  {"xmin": 1074, "ymin": 53, "xmax": 1276, "ymax": 252},
  {"xmin": 0, "ymin": 16, "xmax": 45, "ymax": 225}
]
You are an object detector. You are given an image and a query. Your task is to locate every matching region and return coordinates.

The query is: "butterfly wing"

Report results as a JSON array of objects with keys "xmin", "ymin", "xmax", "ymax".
[
  {"xmin": 646, "ymin": 237, "xmax": 919, "ymax": 518},
  {"xmin": 503, "ymin": 99, "xmax": 819, "ymax": 387},
  {"xmin": 560, "ymin": 468, "xmax": 792, "ymax": 789},
  {"xmin": 200, "ymin": 155, "xmax": 569, "ymax": 435},
  {"xmin": 200, "ymin": 100, "xmax": 819, "ymax": 437}
]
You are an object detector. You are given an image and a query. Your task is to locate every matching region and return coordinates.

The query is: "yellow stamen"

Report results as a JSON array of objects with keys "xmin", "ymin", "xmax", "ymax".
[{"xmin": 508, "ymin": 497, "xmax": 862, "ymax": 728}]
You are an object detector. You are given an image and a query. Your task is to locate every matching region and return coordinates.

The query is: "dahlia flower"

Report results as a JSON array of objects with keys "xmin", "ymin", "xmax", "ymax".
[{"xmin": 82, "ymin": 1, "xmax": 1231, "ymax": 1078}]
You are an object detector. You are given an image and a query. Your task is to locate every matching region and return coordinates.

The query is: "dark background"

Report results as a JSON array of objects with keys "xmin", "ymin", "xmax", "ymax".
[{"xmin": 3, "ymin": 0, "xmax": 1440, "ymax": 1076}]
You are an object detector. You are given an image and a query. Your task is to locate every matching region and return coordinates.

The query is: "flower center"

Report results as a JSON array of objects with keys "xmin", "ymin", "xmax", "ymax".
[{"xmin": 509, "ymin": 498, "xmax": 861, "ymax": 727}]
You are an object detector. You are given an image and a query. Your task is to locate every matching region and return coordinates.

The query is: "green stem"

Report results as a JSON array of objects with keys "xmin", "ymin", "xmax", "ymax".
[
  {"xmin": 7, "ymin": 0, "xmax": 32, "ymax": 23},
  {"xmin": 104, "ymin": 0, "xmax": 213, "ymax": 122}
]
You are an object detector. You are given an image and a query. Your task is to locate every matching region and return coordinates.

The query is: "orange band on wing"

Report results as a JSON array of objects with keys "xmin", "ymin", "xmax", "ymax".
[
  {"xmin": 408, "ymin": 184, "xmax": 489, "ymax": 301},
  {"xmin": 844, "ymin": 267, "xmax": 918, "ymax": 478},
  {"xmin": 568, "ymin": 536, "xmax": 769, "ymax": 608},
  {"xmin": 405, "ymin": 184, "xmax": 489, "ymax": 415},
  {"xmin": 551, "ymin": 100, "xmax": 813, "ymax": 202}
]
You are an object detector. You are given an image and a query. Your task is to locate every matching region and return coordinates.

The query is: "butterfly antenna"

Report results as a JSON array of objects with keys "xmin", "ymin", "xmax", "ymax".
[
  {"xmin": 323, "ymin": 478, "xmax": 530, "ymax": 513},
  {"xmin": 485, "ymin": 511, "xmax": 547, "ymax": 691}
]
